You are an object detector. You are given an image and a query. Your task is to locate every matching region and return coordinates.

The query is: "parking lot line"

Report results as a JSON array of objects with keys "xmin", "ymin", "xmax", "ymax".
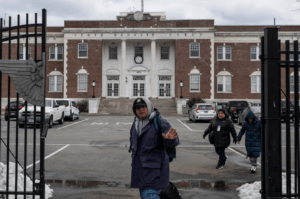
[
  {"xmin": 57, "ymin": 118, "xmax": 89, "ymax": 130},
  {"xmin": 26, "ymin": 144, "xmax": 70, "ymax": 169}
]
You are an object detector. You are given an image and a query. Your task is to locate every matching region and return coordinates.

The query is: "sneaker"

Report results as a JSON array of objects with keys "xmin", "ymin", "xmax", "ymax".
[
  {"xmin": 216, "ymin": 164, "xmax": 224, "ymax": 169},
  {"xmin": 250, "ymin": 166, "xmax": 256, "ymax": 173},
  {"xmin": 224, "ymin": 156, "xmax": 228, "ymax": 165}
]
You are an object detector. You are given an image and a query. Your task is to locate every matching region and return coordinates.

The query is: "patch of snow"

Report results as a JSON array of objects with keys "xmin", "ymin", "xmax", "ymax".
[
  {"xmin": 0, "ymin": 162, "xmax": 53, "ymax": 199},
  {"xmin": 237, "ymin": 173, "xmax": 295, "ymax": 199}
]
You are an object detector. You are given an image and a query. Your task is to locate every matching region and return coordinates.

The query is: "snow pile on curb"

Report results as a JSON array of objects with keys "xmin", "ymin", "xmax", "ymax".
[
  {"xmin": 0, "ymin": 162, "xmax": 53, "ymax": 199},
  {"xmin": 237, "ymin": 173, "xmax": 295, "ymax": 199}
]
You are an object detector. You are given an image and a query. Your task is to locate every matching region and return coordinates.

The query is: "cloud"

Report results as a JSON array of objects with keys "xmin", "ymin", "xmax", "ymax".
[{"xmin": 0, "ymin": 0, "xmax": 299, "ymax": 26}]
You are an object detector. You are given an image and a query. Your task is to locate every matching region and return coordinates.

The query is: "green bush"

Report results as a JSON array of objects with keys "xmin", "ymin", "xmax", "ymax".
[
  {"xmin": 187, "ymin": 97, "xmax": 206, "ymax": 108},
  {"xmin": 77, "ymin": 99, "xmax": 89, "ymax": 112}
]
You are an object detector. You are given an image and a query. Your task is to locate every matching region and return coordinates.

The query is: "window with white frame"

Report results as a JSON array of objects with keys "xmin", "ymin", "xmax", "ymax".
[
  {"xmin": 217, "ymin": 46, "xmax": 231, "ymax": 60},
  {"xmin": 109, "ymin": 46, "xmax": 118, "ymax": 59},
  {"xmin": 49, "ymin": 46, "xmax": 63, "ymax": 60},
  {"xmin": 78, "ymin": 43, "xmax": 88, "ymax": 58},
  {"xmin": 290, "ymin": 46, "xmax": 300, "ymax": 61},
  {"xmin": 251, "ymin": 46, "xmax": 261, "ymax": 60},
  {"xmin": 190, "ymin": 43, "xmax": 200, "ymax": 58},
  {"xmin": 251, "ymin": 75, "xmax": 261, "ymax": 93},
  {"xmin": 161, "ymin": 46, "xmax": 170, "ymax": 59},
  {"xmin": 49, "ymin": 75, "xmax": 63, "ymax": 92},
  {"xmin": 290, "ymin": 72, "xmax": 300, "ymax": 92},
  {"xmin": 19, "ymin": 46, "xmax": 31, "ymax": 60},
  {"xmin": 217, "ymin": 73, "xmax": 232, "ymax": 92}
]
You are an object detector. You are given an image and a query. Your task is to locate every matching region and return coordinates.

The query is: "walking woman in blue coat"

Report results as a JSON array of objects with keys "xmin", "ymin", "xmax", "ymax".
[
  {"xmin": 237, "ymin": 111, "xmax": 261, "ymax": 173},
  {"xmin": 129, "ymin": 98, "xmax": 180, "ymax": 199}
]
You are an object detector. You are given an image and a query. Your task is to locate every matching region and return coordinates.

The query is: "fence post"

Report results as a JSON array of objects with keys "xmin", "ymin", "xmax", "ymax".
[{"xmin": 261, "ymin": 28, "xmax": 282, "ymax": 198}]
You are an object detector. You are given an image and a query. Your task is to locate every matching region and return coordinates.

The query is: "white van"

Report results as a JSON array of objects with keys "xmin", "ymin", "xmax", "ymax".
[{"xmin": 55, "ymin": 99, "xmax": 80, "ymax": 121}]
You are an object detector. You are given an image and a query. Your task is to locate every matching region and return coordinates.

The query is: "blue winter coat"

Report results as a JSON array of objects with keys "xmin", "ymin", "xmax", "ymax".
[
  {"xmin": 130, "ymin": 110, "xmax": 179, "ymax": 189},
  {"xmin": 237, "ymin": 111, "xmax": 261, "ymax": 157}
]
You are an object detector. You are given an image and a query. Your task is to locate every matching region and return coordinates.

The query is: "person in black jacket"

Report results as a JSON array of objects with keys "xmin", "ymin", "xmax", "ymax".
[{"xmin": 203, "ymin": 109, "xmax": 237, "ymax": 169}]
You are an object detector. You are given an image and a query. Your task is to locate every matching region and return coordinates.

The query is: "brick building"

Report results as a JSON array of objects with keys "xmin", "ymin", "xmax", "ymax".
[{"xmin": 1, "ymin": 11, "xmax": 300, "ymax": 106}]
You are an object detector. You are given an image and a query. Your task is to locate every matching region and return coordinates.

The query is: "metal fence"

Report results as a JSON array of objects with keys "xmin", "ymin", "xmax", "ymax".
[
  {"xmin": 0, "ymin": 9, "xmax": 47, "ymax": 198},
  {"xmin": 261, "ymin": 28, "xmax": 300, "ymax": 198}
]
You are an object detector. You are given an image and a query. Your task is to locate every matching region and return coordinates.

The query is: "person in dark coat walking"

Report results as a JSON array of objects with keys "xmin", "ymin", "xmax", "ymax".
[
  {"xmin": 129, "ymin": 98, "xmax": 180, "ymax": 199},
  {"xmin": 203, "ymin": 109, "xmax": 237, "ymax": 169},
  {"xmin": 237, "ymin": 110, "xmax": 261, "ymax": 173}
]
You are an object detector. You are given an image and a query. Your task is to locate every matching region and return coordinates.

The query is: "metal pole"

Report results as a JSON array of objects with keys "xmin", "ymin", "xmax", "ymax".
[{"xmin": 262, "ymin": 28, "xmax": 282, "ymax": 198}]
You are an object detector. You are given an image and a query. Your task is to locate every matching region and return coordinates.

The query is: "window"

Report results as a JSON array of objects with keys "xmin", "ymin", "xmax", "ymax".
[
  {"xmin": 217, "ymin": 46, "xmax": 231, "ymax": 60},
  {"xmin": 251, "ymin": 75, "xmax": 261, "ymax": 93},
  {"xmin": 78, "ymin": 74, "xmax": 88, "ymax": 91},
  {"xmin": 19, "ymin": 46, "xmax": 31, "ymax": 60},
  {"xmin": 161, "ymin": 46, "xmax": 170, "ymax": 59},
  {"xmin": 190, "ymin": 43, "xmax": 200, "ymax": 58},
  {"xmin": 251, "ymin": 46, "xmax": 261, "ymax": 60},
  {"xmin": 109, "ymin": 46, "xmax": 118, "ymax": 59},
  {"xmin": 290, "ymin": 46, "xmax": 300, "ymax": 61},
  {"xmin": 190, "ymin": 74, "xmax": 200, "ymax": 91},
  {"xmin": 49, "ymin": 75, "xmax": 62, "ymax": 92},
  {"xmin": 78, "ymin": 43, "xmax": 88, "ymax": 58},
  {"xmin": 49, "ymin": 46, "xmax": 63, "ymax": 60},
  {"xmin": 135, "ymin": 46, "xmax": 143, "ymax": 57},
  {"xmin": 290, "ymin": 73, "xmax": 300, "ymax": 93},
  {"xmin": 217, "ymin": 76, "xmax": 231, "ymax": 92}
]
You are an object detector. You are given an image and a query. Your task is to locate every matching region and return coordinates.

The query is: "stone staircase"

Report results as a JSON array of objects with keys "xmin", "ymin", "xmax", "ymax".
[{"xmin": 98, "ymin": 98, "xmax": 178, "ymax": 116}]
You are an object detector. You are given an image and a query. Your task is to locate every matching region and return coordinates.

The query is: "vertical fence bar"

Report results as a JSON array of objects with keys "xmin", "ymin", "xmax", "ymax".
[
  {"xmin": 285, "ymin": 40, "xmax": 292, "ymax": 197},
  {"xmin": 40, "ymin": 9, "xmax": 47, "ymax": 199},
  {"xmin": 15, "ymin": 14, "xmax": 20, "ymax": 199},
  {"xmin": 262, "ymin": 28, "xmax": 282, "ymax": 198},
  {"xmin": 33, "ymin": 13, "xmax": 38, "ymax": 199},
  {"xmin": 6, "ymin": 16, "xmax": 12, "ymax": 199},
  {"xmin": 0, "ymin": 18, "xmax": 2, "ymax": 168},
  {"xmin": 260, "ymin": 36, "xmax": 266, "ymax": 198},
  {"xmin": 24, "ymin": 13, "xmax": 29, "ymax": 198},
  {"xmin": 294, "ymin": 40, "xmax": 300, "ymax": 197}
]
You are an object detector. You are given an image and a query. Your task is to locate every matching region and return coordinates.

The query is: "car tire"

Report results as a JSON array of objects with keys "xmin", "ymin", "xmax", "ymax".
[
  {"xmin": 49, "ymin": 116, "xmax": 53, "ymax": 128},
  {"xmin": 70, "ymin": 112, "xmax": 75, "ymax": 121},
  {"xmin": 19, "ymin": 124, "xmax": 24, "ymax": 128},
  {"xmin": 59, "ymin": 113, "xmax": 64, "ymax": 124}
]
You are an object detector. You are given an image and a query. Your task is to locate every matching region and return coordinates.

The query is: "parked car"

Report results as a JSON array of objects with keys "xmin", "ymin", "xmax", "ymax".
[
  {"xmin": 281, "ymin": 100, "xmax": 294, "ymax": 123},
  {"xmin": 55, "ymin": 99, "xmax": 80, "ymax": 121},
  {"xmin": 4, "ymin": 101, "xmax": 25, "ymax": 121},
  {"xmin": 237, "ymin": 106, "xmax": 261, "ymax": 125},
  {"xmin": 189, "ymin": 103, "xmax": 216, "ymax": 122},
  {"xmin": 225, "ymin": 101, "xmax": 250, "ymax": 123},
  {"xmin": 18, "ymin": 98, "xmax": 65, "ymax": 128}
]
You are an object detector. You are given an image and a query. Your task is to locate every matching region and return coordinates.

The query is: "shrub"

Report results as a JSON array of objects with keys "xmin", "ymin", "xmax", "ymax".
[
  {"xmin": 186, "ymin": 97, "xmax": 206, "ymax": 108},
  {"xmin": 77, "ymin": 99, "xmax": 89, "ymax": 112}
]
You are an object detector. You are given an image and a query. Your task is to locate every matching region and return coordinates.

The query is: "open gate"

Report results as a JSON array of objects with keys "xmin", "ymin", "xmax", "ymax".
[
  {"xmin": 261, "ymin": 28, "xmax": 300, "ymax": 198},
  {"xmin": 0, "ymin": 9, "xmax": 47, "ymax": 198}
]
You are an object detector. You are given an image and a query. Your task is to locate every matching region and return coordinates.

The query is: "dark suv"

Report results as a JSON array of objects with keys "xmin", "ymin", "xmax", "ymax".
[{"xmin": 4, "ymin": 101, "xmax": 25, "ymax": 121}]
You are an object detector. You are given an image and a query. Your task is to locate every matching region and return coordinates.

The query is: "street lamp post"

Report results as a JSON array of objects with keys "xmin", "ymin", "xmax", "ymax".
[
  {"xmin": 180, "ymin": 80, "xmax": 183, "ymax": 98},
  {"xmin": 92, "ymin": 80, "xmax": 96, "ymax": 98}
]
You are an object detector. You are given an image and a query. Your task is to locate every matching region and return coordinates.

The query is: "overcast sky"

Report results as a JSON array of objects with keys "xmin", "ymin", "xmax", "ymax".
[{"xmin": 1, "ymin": 0, "xmax": 300, "ymax": 27}]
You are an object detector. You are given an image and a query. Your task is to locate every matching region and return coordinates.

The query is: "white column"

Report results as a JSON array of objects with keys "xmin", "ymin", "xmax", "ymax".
[
  {"xmin": 121, "ymin": 39, "xmax": 127, "ymax": 97},
  {"xmin": 151, "ymin": 39, "xmax": 157, "ymax": 98}
]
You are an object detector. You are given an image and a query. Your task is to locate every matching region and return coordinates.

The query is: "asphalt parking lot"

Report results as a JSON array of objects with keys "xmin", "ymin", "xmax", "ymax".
[{"xmin": 0, "ymin": 115, "xmax": 295, "ymax": 199}]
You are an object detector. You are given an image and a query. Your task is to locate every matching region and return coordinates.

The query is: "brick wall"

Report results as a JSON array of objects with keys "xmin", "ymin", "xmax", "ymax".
[
  {"xmin": 66, "ymin": 40, "xmax": 102, "ymax": 98},
  {"xmin": 175, "ymin": 39, "xmax": 211, "ymax": 100}
]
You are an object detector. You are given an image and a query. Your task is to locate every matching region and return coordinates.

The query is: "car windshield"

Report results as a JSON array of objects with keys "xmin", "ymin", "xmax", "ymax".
[
  {"xmin": 198, "ymin": 105, "xmax": 213, "ymax": 110},
  {"xmin": 56, "ymin": 100, "xmax": 69, "ymax": 107},
  {"xmin": 251, "ymin": 107, "xmax": 261, "ymax": 114},
  {"xmin": 230, "ymin": 102, "xmax": 249, "ymax": 107}
]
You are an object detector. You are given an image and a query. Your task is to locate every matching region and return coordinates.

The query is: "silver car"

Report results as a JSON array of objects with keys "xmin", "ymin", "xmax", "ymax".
[{"xmin": 189, "ymin": 103, "xmax": 217, "ymax": 122}]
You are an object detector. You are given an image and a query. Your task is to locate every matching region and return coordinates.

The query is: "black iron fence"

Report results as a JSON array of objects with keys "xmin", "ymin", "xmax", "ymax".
[
  {"xmin": 0, "ymin": 9, "xmax": 47, "ymax": 198},
  {"xmin": 261, "ymin": 28, "xmax": 300, "ymax": 198}
]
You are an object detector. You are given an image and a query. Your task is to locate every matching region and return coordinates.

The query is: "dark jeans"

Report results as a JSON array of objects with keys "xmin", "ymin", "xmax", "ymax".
[{"xmin": 215, "ymin": 147, "xmax": 226, "ymax": 165}]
